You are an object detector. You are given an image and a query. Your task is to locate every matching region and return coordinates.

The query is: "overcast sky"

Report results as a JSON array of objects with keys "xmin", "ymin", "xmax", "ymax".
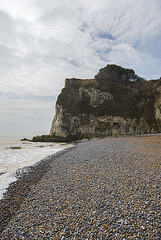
[{"xmin": 0, "ymin": 0, "xmax": 161, "ymax": 136}]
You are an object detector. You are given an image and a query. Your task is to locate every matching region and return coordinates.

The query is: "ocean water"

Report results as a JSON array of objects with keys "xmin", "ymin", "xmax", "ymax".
[{"xmin": 0, "ymin": 136, "xmax": 73, "ymax": 199}]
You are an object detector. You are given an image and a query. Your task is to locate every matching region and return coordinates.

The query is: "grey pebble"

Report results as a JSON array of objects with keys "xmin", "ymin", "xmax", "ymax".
[{"xmin": 0, "ymin": 136, "xmax": 161, "ymax": 239}]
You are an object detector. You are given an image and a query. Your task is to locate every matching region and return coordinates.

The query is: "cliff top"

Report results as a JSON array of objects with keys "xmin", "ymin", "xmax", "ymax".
[{"xmin": 57, "ymin": 64, "xmax": 161, "ymax": 123}]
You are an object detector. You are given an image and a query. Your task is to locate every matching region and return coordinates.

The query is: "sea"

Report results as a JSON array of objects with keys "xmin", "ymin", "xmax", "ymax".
[{"xmin": 0, "ymin": 136, "xmax": 73, "ymax": 200}]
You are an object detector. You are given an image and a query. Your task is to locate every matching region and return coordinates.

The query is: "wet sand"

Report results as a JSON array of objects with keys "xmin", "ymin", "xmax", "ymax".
[{"xmin": 0, "ymin": 135, "xmax": 160, "ymax": 239}]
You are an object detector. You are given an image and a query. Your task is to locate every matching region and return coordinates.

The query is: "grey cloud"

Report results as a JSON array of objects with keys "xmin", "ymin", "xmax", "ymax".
[
  {"xmin": 40, "ymin": 6, "xmax": 75, "ymax": 24},
  {"xmin": 0, "ymin": 45, "xmax": 14, "ymax": 59},
  {"xmin": 0, "ymin": 91, "xmax": 56, "ymax": 102},
  {"xmin": 0, "ymin": 10, "xmax": 13, "ymax": 28},
  {"xmin": 37, "ymin": 0, "xmax": 80, "ymax": 30},
  {"xmin": 97, "ymin": 33, "xmax": 115, "ymax": 40},
  {"xmin": 0, "ymin": 10, "xmax": 17, "ymax": 48}
]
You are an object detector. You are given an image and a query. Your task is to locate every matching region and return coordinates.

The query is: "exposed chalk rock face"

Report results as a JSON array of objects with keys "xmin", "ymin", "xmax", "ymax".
[
  {"xmin": 49, "ymin": 64, "xmax": 161, "ymax": 141},
  {"xmin": 50, "ymin": 105, "xmax": 67, "ymax": 138},
  {"xmin": 79, "ymin": 87, "xmax": 113, "ymax": 107},
  {"xmin": 155, "ymin": 86, "xmax": 161, "ymax": 132}
]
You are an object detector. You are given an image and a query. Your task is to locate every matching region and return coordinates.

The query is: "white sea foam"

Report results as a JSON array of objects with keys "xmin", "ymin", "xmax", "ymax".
[{"xmin": 0, "ymin": 136, "xmax": 73, "ymax": 199}]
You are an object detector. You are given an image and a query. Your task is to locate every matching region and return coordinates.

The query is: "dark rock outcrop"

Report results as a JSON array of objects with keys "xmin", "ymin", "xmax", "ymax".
[{"xmin": 49, "ymin": 64, "xmax": 161, "ymax": 141}]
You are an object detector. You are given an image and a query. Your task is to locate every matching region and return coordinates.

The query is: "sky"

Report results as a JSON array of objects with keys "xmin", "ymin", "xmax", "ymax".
[{"xmin": 0, "ymin": 0, "xmax": 161, "ymax": 136}]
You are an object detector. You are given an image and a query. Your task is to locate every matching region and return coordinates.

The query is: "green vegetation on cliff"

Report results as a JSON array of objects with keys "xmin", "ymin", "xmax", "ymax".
[
  {"xmin": 57, "ymin": 65, "xmax": 161, "ymax": 130},
  {"xmin": 35, "ymin": 64, "xmax": 161, "ymax": 142}
]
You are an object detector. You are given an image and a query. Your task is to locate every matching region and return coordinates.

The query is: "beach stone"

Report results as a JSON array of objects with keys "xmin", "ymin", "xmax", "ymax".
[{"xmin": 0, "ymin": 135, "xmax": 161, "ymax": 239}]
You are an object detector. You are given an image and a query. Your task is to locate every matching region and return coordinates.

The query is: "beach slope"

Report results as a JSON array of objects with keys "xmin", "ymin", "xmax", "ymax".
[{"xmin": 0, "ymin": 135, "xmax": 161, "ymax": 239}]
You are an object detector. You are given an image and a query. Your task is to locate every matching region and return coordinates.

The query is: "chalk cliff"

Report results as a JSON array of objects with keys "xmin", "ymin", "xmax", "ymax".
[{"xmin": 49, "ymin": 64, "xmax": 161, "ymax": 141}]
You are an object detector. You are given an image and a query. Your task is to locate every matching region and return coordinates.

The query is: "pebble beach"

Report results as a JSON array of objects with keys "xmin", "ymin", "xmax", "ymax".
[{"xmin": 0, "ymin": 135, "xmax": 160, "ymax": 239}]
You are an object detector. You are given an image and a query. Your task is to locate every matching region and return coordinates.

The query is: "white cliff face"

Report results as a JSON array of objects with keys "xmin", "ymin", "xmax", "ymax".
[
  {"xmin": 79, "ymin": 87, "xmax": 113, "ymax": 107},
  {"xmin": 50, "ymin": 107, "xmax": 151, "ymax": 139},
  {"xmin": 155, "ymin": 86, "xmax": 161, "ymax": 121},
  {"xmin": 49, "ymin": 105, "xmax": 67, "ymax": 137},
  {"xmin": 50, "ymin": 87, "xmax": 161, "ymax": 140},
  {"xmin": 49, "ymin": 65, "xmax": 161, "ymax": 141}
]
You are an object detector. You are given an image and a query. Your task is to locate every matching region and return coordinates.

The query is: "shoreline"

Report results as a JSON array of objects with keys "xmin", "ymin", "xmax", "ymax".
[
  {"xmin": 0, "ymin": 146, "xmax": 75, "ymax": 234},
  {"xmin": 0, "ymin": 135, "xmax": 160, "ymax": 239},
  {"xmin": 0, "ymin": 139, "xmax": 74, "ymax": 200}
]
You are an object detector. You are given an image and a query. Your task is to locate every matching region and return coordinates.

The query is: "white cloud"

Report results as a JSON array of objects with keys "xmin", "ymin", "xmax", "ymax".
[
  {"xmin": 106, "ymin": 43, "xmax": 161, "ymax": 78},
  {"xmin": 0, "ymin": 0, "xmax": 40, "ymax": 21}
]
